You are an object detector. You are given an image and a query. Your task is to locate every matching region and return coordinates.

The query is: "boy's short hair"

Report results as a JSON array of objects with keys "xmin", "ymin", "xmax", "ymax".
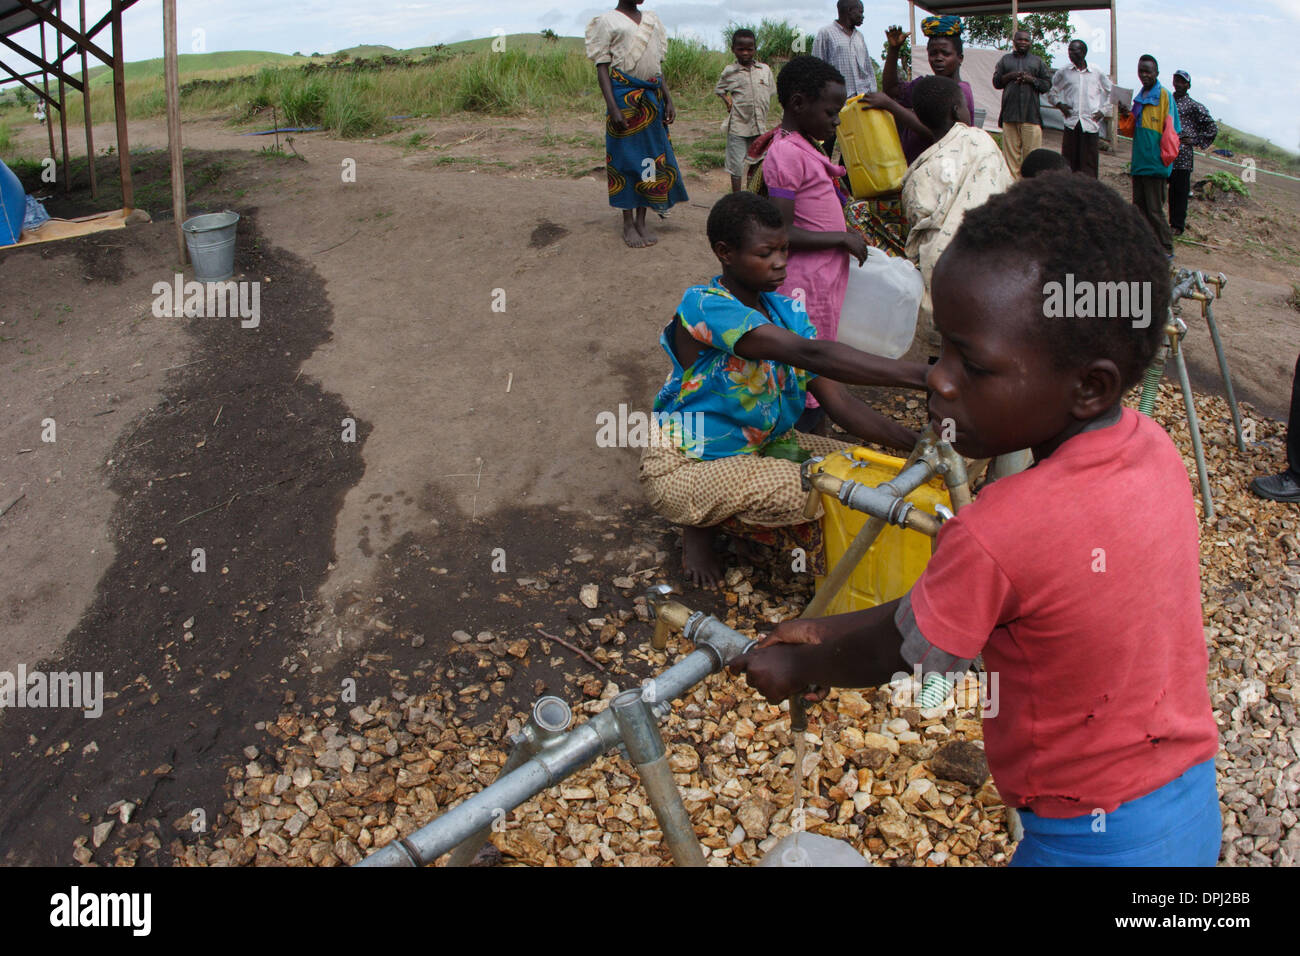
[
  {"xmin": 776, "ymin": 55, "xmax": 845, "ymax": 108},
  {"xmin": 731, "ymin": 28, "xmax": 756, "ymax": 45},
  {"xmin": 1139, "ymin": 53, "xmax": 1159, "ymax": 70},
  {"xmin": 910, "ymin": 75, "xmax": 963, "ymax": 132},
  {"xmin": 1021, "ymin": 148, "xmax": 1068, "ymax": 179},
  {"xmin": 707, "ymin": 191, "xmax": 784, "ymax": 250},
  {"xmin": 1069, "ymin": 38, "xmax": 1088, "ymax": 55},
  {"xmin": 948, "ymin": 175, "xmax": 1171, "ymax": 389}
]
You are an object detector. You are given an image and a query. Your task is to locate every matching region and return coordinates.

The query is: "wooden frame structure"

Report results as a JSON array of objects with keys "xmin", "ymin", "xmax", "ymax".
[
  {"xmin": 906, "ymin": 0, "xmax": 1119, "ymax": 144},
  {"xmin": 2, "ymin": 0, "xmax": 187, "ymax": 257}
]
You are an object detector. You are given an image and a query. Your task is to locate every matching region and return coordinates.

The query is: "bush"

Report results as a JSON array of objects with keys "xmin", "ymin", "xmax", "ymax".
[
  {"xmin": 455, "ymin": 50, "xmax": 525, "ymax": 112},
  {"xmin": 280, "ymin": 76, "xmax": 329, "ymax": 126},
  {"xmin": 723, "ymin": 19, "xmax": 814, "ymax": 63},
  {"xmin": 663, "ymin": 36, "xmax": 720, "ymax": 91},
  {"xmin": 1203, "ymin": 170, "xmax": 1249, "ymax": 199}
]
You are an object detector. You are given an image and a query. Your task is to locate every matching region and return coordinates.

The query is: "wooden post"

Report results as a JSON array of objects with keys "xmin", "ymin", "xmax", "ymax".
[
  {"xmin": 56, "ymin": 1, "xmax": 71, "ymax": 193},
  {"xmin": 110, "ymin": 0, "xmax": 132, "ymax": 212},
  {"xmin": 80, "ymin": 0, "xmax": 97, "ymax": 197},
  {"xmin": 909, "ymin": 2, "xmax": 916, "ymax": 58},
  {"xmin": 39, "ymin": 19, "xmax": 56, "ymax": 164},
  {"xmin": 163, "ymin": 0, "xmax": 186, "ymax": 261},
  {"xmin": 1109, "ymin": 0, "xmax": 1118, "ymax": 147}
]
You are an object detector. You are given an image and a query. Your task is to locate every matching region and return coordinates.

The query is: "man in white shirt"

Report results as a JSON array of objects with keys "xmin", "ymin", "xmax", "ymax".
[
  {"xmin": 1047, "ymin": 39, "xmax": 1113, "ymax": 178},
  {"xmin": 812, "ymin": 0, "xmax": 877, "ymax": 158}
]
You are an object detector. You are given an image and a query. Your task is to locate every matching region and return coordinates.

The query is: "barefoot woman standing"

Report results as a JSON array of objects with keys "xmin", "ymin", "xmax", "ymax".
[{"xmin": 585, "ymin": 0, "xmax": 689, "ymax": 247}]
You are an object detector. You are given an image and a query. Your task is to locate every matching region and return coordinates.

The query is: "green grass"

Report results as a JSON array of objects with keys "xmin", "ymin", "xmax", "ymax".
[
  {"xmin": 723, "ymin": 18, "xmax": 814, "ymax": 62},
  {"xmin": 0, "ymin": 121, "xmax": 13, "ymax": 153},
  {"xmin": 1214, "ymin": 122, "xmax": 1300, "ymax": 172},
  {"xmin": 78, "ymin": 50, "xmax": 309, "ymax": 90},
  {"xmin": 1203, "ymin": 170, "xmax": 1250, "ymax": 199},
  {"xmin": 683, "ymin": 131, "xmax": 727, "ymax": 170}
]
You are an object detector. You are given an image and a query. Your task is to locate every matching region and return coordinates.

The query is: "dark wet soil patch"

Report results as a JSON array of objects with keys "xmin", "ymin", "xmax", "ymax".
[
  {"xmin": 0, "ymin": 215, "xmax": 368, "ymax": 865},
  {"xmin": 528, "ymin": 220, "xmax": 569, "ymax": 249}
]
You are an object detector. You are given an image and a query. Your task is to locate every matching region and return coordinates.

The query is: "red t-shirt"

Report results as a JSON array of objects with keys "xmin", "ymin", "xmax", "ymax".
[{"xmin": 910, "ymin": 408, "xmax": 1219, "ymax": 817}]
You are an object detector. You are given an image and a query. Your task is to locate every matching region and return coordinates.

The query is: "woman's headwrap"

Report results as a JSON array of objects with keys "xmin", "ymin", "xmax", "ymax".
[{"xmin": 921, "ymin": 15, "xmax": 962, "ymax": 37}]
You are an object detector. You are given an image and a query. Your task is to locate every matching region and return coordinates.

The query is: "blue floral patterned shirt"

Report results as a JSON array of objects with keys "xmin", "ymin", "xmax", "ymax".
[{"xmin": 653, "ymin": 277, "xmax": 818, "ymax": 461}]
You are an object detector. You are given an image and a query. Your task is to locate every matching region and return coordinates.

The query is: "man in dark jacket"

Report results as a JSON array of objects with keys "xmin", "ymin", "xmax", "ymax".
[
  {"xmin": 991, "ymin": 29, "xmax": 1053, "ymax": 178},
  {"xmin": 1169, "ymin": 70, "xmax": 1218, "ymax": 235}
]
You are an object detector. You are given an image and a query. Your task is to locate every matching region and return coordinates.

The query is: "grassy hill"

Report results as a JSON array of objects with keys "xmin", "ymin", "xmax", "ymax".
[
  {"xmin": 2, "ymin": 32, "xmax": 1295, "ymax": 173},
  {"xmin": 1215, "ymin": 122, "xmax": 1299, "ymax": 172},
  {"xmin": 82, "ymin": 50, "xmax": 308, "ymax": 89}
]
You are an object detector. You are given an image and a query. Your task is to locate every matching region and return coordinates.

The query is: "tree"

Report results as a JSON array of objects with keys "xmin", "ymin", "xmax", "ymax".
[
  {"xmin": 964, "ymin": 12, "xmax": 1072, "ymax": 66},
  {"xmin": 540, "ymin": 28, "xmax": 559, "ymax": 43}
]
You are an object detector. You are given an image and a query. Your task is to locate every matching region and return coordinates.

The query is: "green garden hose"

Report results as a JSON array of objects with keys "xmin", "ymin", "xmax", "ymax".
[{"xmin": 1138, "ymin": 349, "xmax": 1167, "ymax": 416}]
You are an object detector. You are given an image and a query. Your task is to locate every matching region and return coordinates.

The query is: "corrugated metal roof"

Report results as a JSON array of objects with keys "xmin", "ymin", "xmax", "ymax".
[
  {"xmin": 0, "ymin": 1, "xmax": 58, "ymax": 40},
  {"xmin": 913, "ymin": 0, "xmax": 1112, "ymax": 14}
]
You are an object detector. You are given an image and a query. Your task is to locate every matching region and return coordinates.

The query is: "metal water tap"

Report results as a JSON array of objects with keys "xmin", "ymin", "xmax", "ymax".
[
  {"xmin": 646, "ymin": 584, "xmax": 690, "ymax": 650},
  {"xmin": 800, "ymin": 456, "xmax": 824, "ymax": 519}
]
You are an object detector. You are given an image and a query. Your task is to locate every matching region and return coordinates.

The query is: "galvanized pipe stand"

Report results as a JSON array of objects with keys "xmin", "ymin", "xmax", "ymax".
[
  {"xmin": 611, "ymin": 690, "xmax": 707, "ymax": 866},
  {"xmin": 358, "ymin": 590, "xmax": 755, "ymax": 867}
]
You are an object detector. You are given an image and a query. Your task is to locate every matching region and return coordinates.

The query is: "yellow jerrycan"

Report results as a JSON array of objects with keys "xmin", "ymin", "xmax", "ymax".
[
  {"xmin": 812, "ymin": 446, "xmax": 951, "ymax": 616},
  {"xmin": 837, "ymin": 94, "xmax": 908, "ymax": 199}
]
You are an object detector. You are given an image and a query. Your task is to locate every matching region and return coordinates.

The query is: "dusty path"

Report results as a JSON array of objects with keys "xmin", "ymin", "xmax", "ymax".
[{"xmin": 0, "ymin": 109, "xmax": 1295, "ymax": 864}]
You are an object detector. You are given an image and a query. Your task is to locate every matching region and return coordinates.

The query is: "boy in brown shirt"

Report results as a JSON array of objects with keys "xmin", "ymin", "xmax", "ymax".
[{"xmin": 715, "ymin": 29, "xmax": 774, "ymax": 192}]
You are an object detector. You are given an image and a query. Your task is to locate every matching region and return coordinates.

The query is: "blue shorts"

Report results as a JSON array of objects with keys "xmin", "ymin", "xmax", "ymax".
[{"xmin": 1009, "ymin": 759, "xmax": 1221, "ymax": 867}]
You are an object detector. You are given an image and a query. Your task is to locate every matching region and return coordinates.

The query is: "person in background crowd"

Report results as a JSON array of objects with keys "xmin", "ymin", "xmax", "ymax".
[
  {"xmin": 585, "ymin": 0, "xmax": 688, "ymax": 248},
  {"xmin": 1249, "ymin": 355, "xmax": 1300, "ymax": 504},
  {"xmin": 1021, "ymin": 147, "xmax": 1068, "ymax": 179},
  {"xmin": 716, "ymin": 29, "xmax": 775, "ymax": 193},
  {"xmin": 812, "ymin": 0, "xmax": 877, "ymax": 160},
  {"xmin": 901, "ymin": 77, "xmax": 1013, "ymax": 351},
  {"xmin": 1118, "ymin": 54, "xmax": 1180, "ymax": 257},
  {"xmin": 1169, "ymin": 70, "xmax": 1218, "ymax": 236},
  {"xmin": 881, "ymin": 16, "xmax": 976, "ymax": 165},
  {"xmin": 992, "ymin": 29, "xmax": 1053, "ymax": 178},
  {"xmin": 1047, "ymin": 39, "xmax": 1113, "ymax": 178}
]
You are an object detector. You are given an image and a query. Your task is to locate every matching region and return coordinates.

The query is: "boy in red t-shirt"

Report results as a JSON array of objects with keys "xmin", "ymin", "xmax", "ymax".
[{"xmin": 733, "ymin": 174, "xmax": 1221, "ymax": 866}]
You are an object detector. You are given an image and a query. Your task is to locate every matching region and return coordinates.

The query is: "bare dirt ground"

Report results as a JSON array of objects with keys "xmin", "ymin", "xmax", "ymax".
[{"xmin": 0, "ymin": 108, "xmax": 1296, "ymax": 866}]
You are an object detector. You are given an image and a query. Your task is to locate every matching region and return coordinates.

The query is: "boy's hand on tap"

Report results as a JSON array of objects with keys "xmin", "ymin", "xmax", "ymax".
[{"xmin": 729, "ymin": 620, "xmax": 829, "ymax": 702}]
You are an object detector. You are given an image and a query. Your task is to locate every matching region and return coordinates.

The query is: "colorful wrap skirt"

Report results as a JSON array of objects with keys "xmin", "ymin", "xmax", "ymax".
[{"xmin": 605, "ymin": 67, "xmax": 689, "ymax": 212}]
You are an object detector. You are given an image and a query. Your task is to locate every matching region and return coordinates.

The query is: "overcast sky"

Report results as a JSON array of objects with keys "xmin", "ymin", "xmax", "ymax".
[{"xmin": 4, "ymin": 1, "xmax": 1297, "ymax": 151}]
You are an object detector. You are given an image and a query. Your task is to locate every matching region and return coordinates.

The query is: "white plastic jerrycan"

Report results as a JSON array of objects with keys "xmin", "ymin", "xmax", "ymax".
[{"xmin": 837, "ymin": 249, "xmax": 923, "ymax": 358}]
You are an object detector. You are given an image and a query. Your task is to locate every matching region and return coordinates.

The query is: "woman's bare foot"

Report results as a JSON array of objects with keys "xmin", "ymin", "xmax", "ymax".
[
  {"xmin": 681, "ymin": 525, "xmax": 724, "ymax": 588},
  {"xmin": 622, "ymin": 212, "xmax": 650, "ymax": 248},
  {"xmin": 635, "ymin": 208, "xmax": 658, "ymax": 246}
]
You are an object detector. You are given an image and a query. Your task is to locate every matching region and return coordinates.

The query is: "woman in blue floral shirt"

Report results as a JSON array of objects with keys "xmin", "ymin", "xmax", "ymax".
[{"xmin": 640, "ymin": 192, "xmax": 927, "ymax": 586}]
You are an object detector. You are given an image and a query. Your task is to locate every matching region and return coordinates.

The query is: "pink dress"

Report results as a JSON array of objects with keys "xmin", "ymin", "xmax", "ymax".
[{"xmin": 762, "ymin": 129, "xmax": 850, "ymax": 408}]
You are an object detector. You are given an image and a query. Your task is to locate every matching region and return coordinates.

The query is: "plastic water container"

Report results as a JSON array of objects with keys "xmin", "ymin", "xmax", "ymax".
[
  {"xmin": 838, "ymin": 249, "xmax": 922, "ymax": 359},
  {"xmin": 972, "ymin": 107, "xmax": 987, "ymax": 129},
  {"xmin": 758, "ymin": 833, "xmax": 871, "ymax": 867},
  {"xmin": 837, "ymin": 94, "xmax": 907, "ymax": 199},
  {"xmin": 183, "ymin": 211, "xmax": 240, "ymax": 281},
  {"xmin": 811, "ymin": 446, "xmax": 951, "ymax": 617}
]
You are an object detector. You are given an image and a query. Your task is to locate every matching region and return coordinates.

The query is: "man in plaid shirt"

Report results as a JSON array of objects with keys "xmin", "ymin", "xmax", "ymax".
[{"xmin": 812, "ymin": 0, "xmax": 877, "ymax": 158}]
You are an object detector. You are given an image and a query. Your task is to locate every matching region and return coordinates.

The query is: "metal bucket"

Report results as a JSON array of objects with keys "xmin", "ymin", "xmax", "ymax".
[{"xmin": 182, "ymin": 211, "xmax": 239, "ymax": 281}]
